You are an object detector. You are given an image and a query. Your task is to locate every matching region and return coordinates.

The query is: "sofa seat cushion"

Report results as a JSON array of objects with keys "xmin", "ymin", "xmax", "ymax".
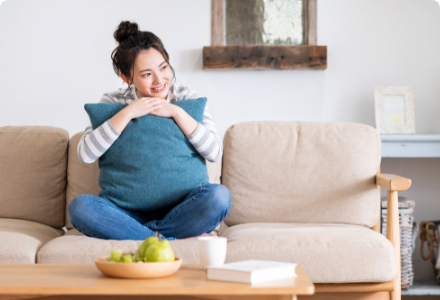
[
  {"xmin": 220, "ymin": 223, "xmax": 396, "ymax": 283},
  {"xmin": 37, "ymin": 229, "xmax": 200, "ymax": 264},
  {"xmin": 0, "ymin": 218, "xmax": 64, "ymax": 263}
]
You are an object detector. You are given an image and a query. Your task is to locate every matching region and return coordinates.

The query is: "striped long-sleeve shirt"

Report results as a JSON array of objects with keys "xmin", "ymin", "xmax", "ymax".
[{"xmin": 78, "ymin": 81, "xmax": 223, "ymax": 164}]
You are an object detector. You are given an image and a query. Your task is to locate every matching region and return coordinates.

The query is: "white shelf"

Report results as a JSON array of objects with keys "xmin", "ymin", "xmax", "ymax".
[
  {"xmin": 380, "ymin": 135, "xmax": 440, "ymax": 295},
  {"xmin": 381, "ymin": 134, "xmax": 440, "ymax": 158},
  {"xmin": 402, "ymin": 278, "xmax": 440, "ymax": 295}
]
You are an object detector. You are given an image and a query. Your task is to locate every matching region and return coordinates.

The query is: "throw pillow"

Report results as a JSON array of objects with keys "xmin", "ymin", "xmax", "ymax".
[{"xmin": 84, "ymin": 97, "xmax": 209, "ymax": 211}]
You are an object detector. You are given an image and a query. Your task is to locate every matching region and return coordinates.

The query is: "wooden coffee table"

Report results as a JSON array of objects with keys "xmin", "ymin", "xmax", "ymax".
[{"xmin": 0, "ymin": 263, "xmax": 314, "ymax": 300}]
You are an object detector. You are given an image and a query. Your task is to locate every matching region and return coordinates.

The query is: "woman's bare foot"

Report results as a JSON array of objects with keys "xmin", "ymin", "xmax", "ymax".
[{"xmin": 180, "ymin": 232, "xmax": 218, "ymax": 240}]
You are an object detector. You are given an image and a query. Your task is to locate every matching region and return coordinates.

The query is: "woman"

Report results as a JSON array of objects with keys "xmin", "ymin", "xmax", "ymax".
[{"xmin": 69, "ymin": 21, "xmax": 231, "ymax": 241}]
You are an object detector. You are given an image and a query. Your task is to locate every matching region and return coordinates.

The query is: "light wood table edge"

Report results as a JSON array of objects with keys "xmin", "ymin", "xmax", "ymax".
[{"xmin": 0, "ymin": 264, "xmax": 314, "ymax": 297}]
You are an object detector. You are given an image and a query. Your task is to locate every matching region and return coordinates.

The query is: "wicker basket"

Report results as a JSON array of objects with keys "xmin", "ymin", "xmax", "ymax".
[{"xmin": 381, "ymin": 196, "xmax": 418, "ymax": 290}]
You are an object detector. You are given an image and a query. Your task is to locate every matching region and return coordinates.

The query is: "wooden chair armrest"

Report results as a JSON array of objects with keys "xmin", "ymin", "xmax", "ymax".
[
  {"xmin": 376, "ymin": 173, "xmax": 411, "ymax": 191},
  {"xmin": 374, "ymin": 170, "xmax": 410, "ymax": 299}
]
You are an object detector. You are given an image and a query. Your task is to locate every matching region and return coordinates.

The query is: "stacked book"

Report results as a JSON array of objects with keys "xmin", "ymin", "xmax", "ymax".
[{"xmin": 206, "ymin": 260, "xmax": 297, "ymax": 285}]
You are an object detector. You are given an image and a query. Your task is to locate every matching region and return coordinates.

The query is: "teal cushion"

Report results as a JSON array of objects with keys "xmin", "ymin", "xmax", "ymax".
[{"xmin": 84, "ymin": 98, "xmax": 210, "ymax": 211}]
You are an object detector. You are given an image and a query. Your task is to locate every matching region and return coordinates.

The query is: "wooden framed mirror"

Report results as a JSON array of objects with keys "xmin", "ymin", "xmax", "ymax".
[{"xmin": 204, "ymin": 0, "xmax": 327, "ymax": 70}]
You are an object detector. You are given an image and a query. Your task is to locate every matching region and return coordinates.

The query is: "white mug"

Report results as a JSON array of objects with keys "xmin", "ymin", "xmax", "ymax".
[{"xmin": 198, "ymin": 236, "xmax": 227, "ymax": 269}]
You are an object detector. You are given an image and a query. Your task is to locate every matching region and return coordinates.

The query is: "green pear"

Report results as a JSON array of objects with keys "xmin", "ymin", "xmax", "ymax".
[
  {"xmin": 144, "ymin": 233, "xmax": 175, "ymax": 262},
  {"xmin": 137, "ymin": 232, "xmax": 159, "ymax": 258}
]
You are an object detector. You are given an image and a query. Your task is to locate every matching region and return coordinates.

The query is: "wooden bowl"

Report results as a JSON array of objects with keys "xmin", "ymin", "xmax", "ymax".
[{"xmin": 95, "ymin": 256, "xmax": 183, "ymax": 279}]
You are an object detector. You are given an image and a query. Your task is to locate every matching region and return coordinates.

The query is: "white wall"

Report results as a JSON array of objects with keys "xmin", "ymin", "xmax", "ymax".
[{"xmin": 1, "ymin": 0, "xmax": 440, "ymax": 281}]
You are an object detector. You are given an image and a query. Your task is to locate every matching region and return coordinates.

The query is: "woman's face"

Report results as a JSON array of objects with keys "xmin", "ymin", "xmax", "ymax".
[{"xmin": 123, "ymin": 48, "xmax": 172, "ymax": 100}]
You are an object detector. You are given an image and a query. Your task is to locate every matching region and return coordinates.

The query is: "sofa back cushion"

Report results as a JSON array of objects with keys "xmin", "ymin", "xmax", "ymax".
[
  {"xmin": 65, "ymin": 132, "xmax": 102, "ymax": 229},
  {"xmin": 65, "ymin": 132, "xmax": 222, "ymax": 230},
  {"xmin": 222, "ymin": 121, "xmax": 381, "ymax": 228},
  {"xmin": 0, "ymin": 126, "xmax": 68, "ymax": 229}
]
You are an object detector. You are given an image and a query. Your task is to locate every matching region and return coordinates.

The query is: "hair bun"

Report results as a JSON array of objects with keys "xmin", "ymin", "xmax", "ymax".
[{"xmin": 114, "ymin": 21, "xmax": 139, "ymax": 43}]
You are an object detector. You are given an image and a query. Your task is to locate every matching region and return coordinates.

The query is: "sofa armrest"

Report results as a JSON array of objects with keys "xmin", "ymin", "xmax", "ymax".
[{"xmin": 376, "ymin": 173, "xmax": 411, "ymax": 191}]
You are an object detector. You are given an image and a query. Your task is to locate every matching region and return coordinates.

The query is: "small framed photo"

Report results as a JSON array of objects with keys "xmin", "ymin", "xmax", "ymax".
[{"xmin": 374, "ymin": 86, "xmax": 415, "ymax": 134}]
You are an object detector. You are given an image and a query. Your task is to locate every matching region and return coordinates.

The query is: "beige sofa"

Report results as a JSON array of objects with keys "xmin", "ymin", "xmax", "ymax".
[{"xmin": 0, "ymin": 121, "xmax": 410, "ymax": 300}]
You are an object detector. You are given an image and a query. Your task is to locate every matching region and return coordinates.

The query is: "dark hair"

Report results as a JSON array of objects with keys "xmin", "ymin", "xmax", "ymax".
[{"xmin": 111, "ymin": 21, "xmax": 176, "ymax": 99}]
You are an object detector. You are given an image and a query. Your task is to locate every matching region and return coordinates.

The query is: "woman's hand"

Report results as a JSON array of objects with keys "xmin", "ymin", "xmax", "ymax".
[
  {"xmin": 148, "ymin": 101, "xmax": 179, "ymax": 118},
  {"xmin": 124, "ymin": 97, "xmax": 167, "ymax": 119}
]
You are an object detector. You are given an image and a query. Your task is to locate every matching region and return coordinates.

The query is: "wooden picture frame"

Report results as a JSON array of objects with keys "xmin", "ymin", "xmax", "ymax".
[
  {"xmin": 204, "ymin": 0, "xmax": 327, "ymax": 69},
  {"xmin": 375, "ymin": 86, "xmax": 416, "ymax": 134}
]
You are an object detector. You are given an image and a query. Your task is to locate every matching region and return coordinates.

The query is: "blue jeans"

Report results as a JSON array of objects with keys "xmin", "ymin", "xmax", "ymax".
[{"xmin": 68, "ymin": 183, "xmax": 231, "ymax": 241}]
